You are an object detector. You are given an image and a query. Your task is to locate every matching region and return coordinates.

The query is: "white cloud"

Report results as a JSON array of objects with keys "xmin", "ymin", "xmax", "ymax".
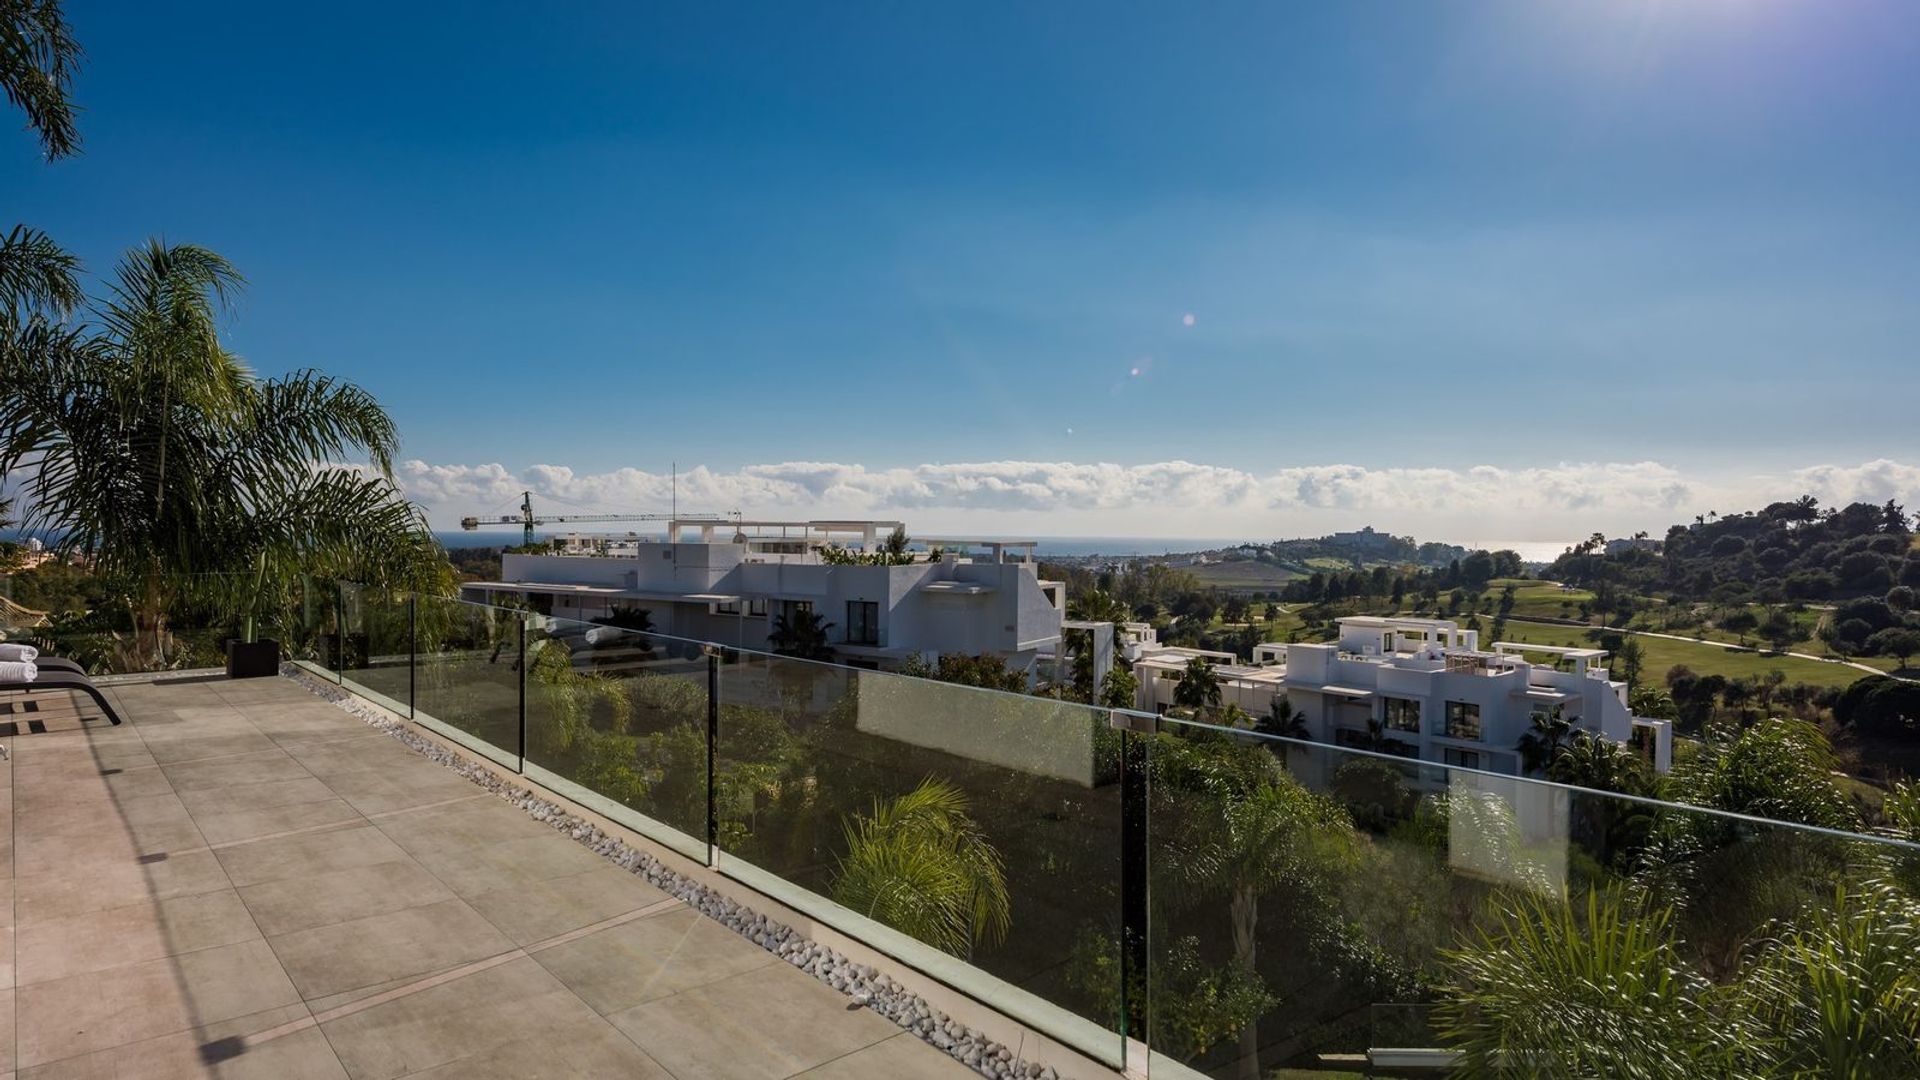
[
  {"xmin": 1785, "ymin": 459, "xmax": 1920, "ymax": 510},
  {"xmin": 398, "ymin": 456, "xmax": 1920, "ymax": 543}
]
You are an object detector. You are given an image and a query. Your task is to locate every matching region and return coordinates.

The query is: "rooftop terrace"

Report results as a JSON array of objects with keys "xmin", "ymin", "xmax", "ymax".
[
  {"xmin": 1, "ymin": 675, "xmax": 973, "ymax": 1079},
  {"xmin": 4, "ymin": 585, "xmax": 1915, "ymax": 1079}
]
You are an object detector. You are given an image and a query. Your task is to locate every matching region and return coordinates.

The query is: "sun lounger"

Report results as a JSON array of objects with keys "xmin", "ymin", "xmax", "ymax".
[{"xmin": 0, "ymin": 667, "xmax": 123, "ymax": 726}]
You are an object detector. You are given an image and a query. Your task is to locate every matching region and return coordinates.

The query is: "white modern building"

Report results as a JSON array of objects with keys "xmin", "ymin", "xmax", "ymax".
[
  {"xmin": 462, "ymin": 519, "xmax": 1066, "ymax": 676},
  {"xmin": 1132, "ymin": 615, "xmax": 1673, "ymax": 776}
]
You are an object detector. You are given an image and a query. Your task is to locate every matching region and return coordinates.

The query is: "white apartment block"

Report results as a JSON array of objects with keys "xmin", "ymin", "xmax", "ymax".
[
  {"xmin": 1133, "ymin": 615, "xmax": 1674, "ymax": 776},
  {"xmin": 462, "ymin": 519, "xmax": 1066, "ymax": 675}
]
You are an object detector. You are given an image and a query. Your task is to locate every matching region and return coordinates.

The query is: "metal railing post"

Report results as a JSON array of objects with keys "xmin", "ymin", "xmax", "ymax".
[
  {"xmin": 516, "ymin": 617, "xmax": 528, "ymax": 772},
  {"xmin": 706, "ymin": 645, "xmax": 720, "ymax": 869},
  {"xmin": 407, "ymin": 594, "xmax": 416, "ymax": 719},
  {"xmin": 333, "ymin": 581, "xmax": 345, "ymax": 684}
]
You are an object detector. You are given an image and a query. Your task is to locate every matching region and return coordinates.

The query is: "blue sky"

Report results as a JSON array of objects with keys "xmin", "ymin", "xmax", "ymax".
[{"xmin": 8, "ymin": 1, "xmax": 1920, "ymax": 539}]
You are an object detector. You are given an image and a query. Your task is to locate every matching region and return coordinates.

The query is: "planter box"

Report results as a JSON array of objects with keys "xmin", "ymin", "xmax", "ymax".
[{"xmin": 226, "ymin": 638, "xmax": 281, "ymax": 679}]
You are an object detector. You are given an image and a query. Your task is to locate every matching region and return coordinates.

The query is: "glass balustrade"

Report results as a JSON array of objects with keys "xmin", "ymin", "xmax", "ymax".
[{"xmin": 38, "ymin": 586, "xmax": 1916, "ymax": 1076}]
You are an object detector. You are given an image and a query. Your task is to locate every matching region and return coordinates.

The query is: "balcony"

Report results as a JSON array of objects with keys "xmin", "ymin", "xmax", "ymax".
[
  {"xmin": 3, "ymin": 675, "xmax": 979, "ymax": 1078},
  {"xmin": 6, "ymin": 583, "xmax": 1919, "ymax": 1079}
]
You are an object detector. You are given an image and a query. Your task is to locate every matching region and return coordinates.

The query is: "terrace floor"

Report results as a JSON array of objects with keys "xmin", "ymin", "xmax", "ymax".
[{"xmin": 0, "ymin": 675, "xmax": 973, "ymax": 1079}]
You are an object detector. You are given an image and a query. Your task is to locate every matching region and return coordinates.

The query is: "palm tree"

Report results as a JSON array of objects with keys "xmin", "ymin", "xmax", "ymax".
[
  {"xmin": 1514, "ymin": 709, "xmax": 1574, "ymax": 775},
  {"xmin": 1254, "ymin": 695, "xmax": 1308, "ymax": 770},
  {"xmin": 768, "ymin": 607, "xmax": 834, "ymax": 660},
  {"xmin": 1153, "ymin": 732, "xmax": 1362, "ymax": 1079},
  {"xmin": 2, "ymin": 240, "xmax": 449, "ymax": 665},
  {"xmin": 1439, "ymin": 889, "xmax": 1739, "ymax": 1077},
  {"xmin": 1172, "ymin": 656, "xmax": 1222, "ymax": 713},
  {"xmin": 1255, "ymin": 695, "xmax": 1307, "ymax": 741},
  {"xmin": 830, "ymin": 778, "xmax": 1010, "ymax": 958},
  {"xmin": 1547, "ymin": 732, "xmax": 1650, "ymax": 794},
  {"xmin": 880, "ymin": 524, "xmax": 910, "ymax": 564},
  {"xmin": 1442, "ymin": 883, "xmax": 1920, "ymax": 1079},
  {"xmin": 1, "ymin": 0, "xmax": 82, "ymax": 160}
]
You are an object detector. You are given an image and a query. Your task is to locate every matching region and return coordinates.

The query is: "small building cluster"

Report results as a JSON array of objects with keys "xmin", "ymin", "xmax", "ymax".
[{"xmin": 471, "ymin": 524, "xmax": 1668, "ymax": 779}]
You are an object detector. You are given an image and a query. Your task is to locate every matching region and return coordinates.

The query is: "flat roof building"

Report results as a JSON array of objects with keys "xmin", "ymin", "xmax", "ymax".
[
  {"xmin": 463, "ymin": 518, "xmax": 1065, "ymax": 677},
  {"xmin": 1131, "ymin": 615, "xmax": 1672, "ymax": 776}
]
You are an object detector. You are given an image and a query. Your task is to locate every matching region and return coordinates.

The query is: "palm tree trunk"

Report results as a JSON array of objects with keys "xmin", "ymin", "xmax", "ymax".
[
  {"xmin": 135, "ymin": 561, "xmax": 167, "ymax": 667},
  {"xmin": 1230, "ymin": 885, "xmax": 1262, "ymax": 1080}
]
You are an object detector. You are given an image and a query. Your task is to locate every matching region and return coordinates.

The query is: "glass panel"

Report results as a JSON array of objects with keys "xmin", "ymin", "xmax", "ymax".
[
  {"xmin": 293, "ymin": 574, "xmax": 342, "ymax": 681},
  {"xmin": 715, "ymin": 649, "xmax": 1126, "ymax": 1066},
  {"xmin": 337, "ymin": 584, "xmax": 413, "ymax": 715},
  {"xmin": 3, "ymin": 571, "xmax": 247, "ymax": 675},
  {"xmin": 1144, "ymin": 716, "xmax": 1920, "ymax": 1079},
  {"xmin": 522, "ymin": 613, "xmax": 711, "ymax": 861},
  {"xmin": 412, "ymin": 595, "xmax": 522, "ymax": 767}
]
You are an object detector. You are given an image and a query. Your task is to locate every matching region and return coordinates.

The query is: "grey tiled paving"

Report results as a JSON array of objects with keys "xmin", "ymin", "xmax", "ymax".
[{"xmin": 0, "ymin": 674, "xmax": 968, "ymax": 1078}]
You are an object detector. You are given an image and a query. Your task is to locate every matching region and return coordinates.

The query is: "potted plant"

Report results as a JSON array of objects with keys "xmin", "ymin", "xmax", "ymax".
[{"xmin": 226, "ymin": 552, "xmax": 280, "ymax": 678}]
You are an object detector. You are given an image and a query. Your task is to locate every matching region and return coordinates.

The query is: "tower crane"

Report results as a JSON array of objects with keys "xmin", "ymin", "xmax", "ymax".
[{"xmin": 460, "ymin": 491, "xmax": 729, "ymax": 547}]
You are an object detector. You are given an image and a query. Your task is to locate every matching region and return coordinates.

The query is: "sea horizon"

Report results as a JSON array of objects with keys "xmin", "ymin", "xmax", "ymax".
[{"xmin": 428, "ymin": 531, "xmax": 1576, "ymax": 563}]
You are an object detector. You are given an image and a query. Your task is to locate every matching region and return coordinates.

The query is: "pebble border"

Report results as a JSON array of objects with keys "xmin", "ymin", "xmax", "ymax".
[{"xmin": 281, "ymin": 665, "xmax": 1072, "ymax": 1080}]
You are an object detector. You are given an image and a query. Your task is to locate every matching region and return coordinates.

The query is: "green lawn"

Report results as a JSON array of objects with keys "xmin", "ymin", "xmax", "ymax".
[
  {"xmin": 1302, "ymin": 556, "xmax": 1357, "ymax": 573},
  {"xmin": 1188, "ymin": 560, "xmax": 1301, "ymax": 591},
  {"xmin": 1495, "ymin": 618, "xmax": 1870, "ymax": 689},
  {"xmin": 1639, "ymin": 604, "xmax": 1901, "ymax": 676},
  {"xmin": 1488, "ymin": 578, "xmax": 1595, "ymax": 619},
  {"xmin": 1206, "ymin": 605, "xmax": 1311, "ymax": 641}
]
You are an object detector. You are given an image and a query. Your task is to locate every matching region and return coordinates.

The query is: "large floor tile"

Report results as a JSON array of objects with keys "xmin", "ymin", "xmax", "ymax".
[
  {"xmin": 283, "ymin": 737, "xmax": 429, "ymax": 779},
  {"xmin": 193, "ymin": 796, "xmax": 364, "ymax": 847},
  {"xmin": 143, "ymin": 730, "xmax": 284, "ymax": 765},
  {"xmin": 608, "ymin": 961, "xmax": 899, "ymax": 1080},
  {"xmin": 160, "ymin": 750, "xmax": 312, "ymax": 794},
  {"xmin": 238, "ymin": 859, "xmax": 454, "ymax": 938},
  {"xmin": 15, "ymin": 889, "xmax": 259, "ymax": 985},
  {"xmin": 791, "ymin": 1032, "xmax": 977, "ymax": 1078},
  {"xmin": 403, "ymin": 831, "xmax": 608, "ymax": 900},
  {"xmin": 319, "ymin": 955, "xmax": 620, "ymax": 1080},
  {"xmin": 465, "ymin": 865, "xmax": 670, "ymax": 946},
  {"xmin": 12, "ymin": 793, "xmax": 206, "ymax": 876},
  {"xmin": 177, "ymin": 775, "xmax": 340, "ymax": 817},
  {"xmin": 13, "ymin": 765, "xmax": 174, "ymax": 813},
  {"xmin": 325, "ymin": 767, "xmax": 485, "ymax": 817},
  {"xmin": 19, "ymin": 1016, "xmax": 346, "ymax": 1080},
  {"xmin": 269, "ymin": 898, "xmax": 515, "ymax": 1000},
  {"xmin": 214, "ymin": 823, "xmax": 408, "ymax": 889},
  {"xmin": 374, "ymin": 798, "xmax": 553, "ymax": 858},
  {"xmin": 394, "ymin": 1011, "xmax": 675, "ymax": 1080},
  {"xmin": 13, "ymin": 848, "xmax": 233, "ymax": 925},
  {"xmin": 14, "ymin": 940, "xmax": 299, "ymax": 1068},
  {"xmin": 8, "ymin": 739, "xmax": 158, "ymax": 774},
  {"xmin": 532, "ymin": 906, "xmax": 776, "ymax": 1015}
]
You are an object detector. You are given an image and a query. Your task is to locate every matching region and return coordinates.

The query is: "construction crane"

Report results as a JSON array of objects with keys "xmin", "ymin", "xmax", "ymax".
[{"xmin": 461, "ymin": 491, "xmax": 728, "ymax": 547}]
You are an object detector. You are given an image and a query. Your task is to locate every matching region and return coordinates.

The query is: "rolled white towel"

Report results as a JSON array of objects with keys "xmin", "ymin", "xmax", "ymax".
[
  {"xmin": 0, "ymin": 642, "xmax": 38, "ymax": 663},
  {"xmin": 0, "ymin": 660, "xmax": 37, "ymax": 683}
]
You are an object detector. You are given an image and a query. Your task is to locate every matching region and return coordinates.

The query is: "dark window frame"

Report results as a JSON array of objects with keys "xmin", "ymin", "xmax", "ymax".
[
  {"xmin": 1382, "ymin": 696, "xmax": 1422, "ymax": 733},
  {"xmin": 846, "ymin": 600, "xmax": 880, "ymax": 646},
  {"xmin": 1445, "ymin": 700, "xmax": 1482, "ymax": 741}
]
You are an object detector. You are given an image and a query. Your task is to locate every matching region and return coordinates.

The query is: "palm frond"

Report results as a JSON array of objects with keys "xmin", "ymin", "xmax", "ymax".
[
  {"xmin": 0, "ymin": 224, "xmax": 82, "ymax": 317},
  {"xmin": 0, "ymin": 0, "xmax": 85, "ymax": 158}
]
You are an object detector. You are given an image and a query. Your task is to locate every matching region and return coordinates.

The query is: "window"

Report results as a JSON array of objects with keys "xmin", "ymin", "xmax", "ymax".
[
  {"xmin": 1382, "ymin": 697, "xmax": 1421, "ymax": 733},
  {"xmin": 714, "ymin": 600, "xmax": 741, "ymax": 615},
  {"xmin": 1445, "ymin": 701, "xmax": 1482, "ymax": 741},
  {"xmin": 846, "ymin": 601, "xmax": 879, "ymax": 646},
  {"xmin": 1333, "ymin": 728, "xmax": 1372, "ymax": 750},
  {"xmin": 748, "ymin": 598, "xmax": 768, "ymax": 617},
  {"xmin": 1442, "ymin": 747, "xmax": 1481, "ymax": 769}
]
